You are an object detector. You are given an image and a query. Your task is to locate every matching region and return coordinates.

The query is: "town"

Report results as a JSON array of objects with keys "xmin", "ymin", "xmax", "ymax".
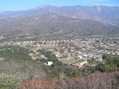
[{"xmin": 0, "ymin": 37, "xmax": 119, "ymax": 67}]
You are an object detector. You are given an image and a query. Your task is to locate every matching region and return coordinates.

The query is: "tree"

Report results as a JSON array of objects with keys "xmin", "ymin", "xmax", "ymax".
[
  {"xmin": 0, "ymin": 74, "xmax": 20, "ymax": 89},
  {"xmin": 97, "ymin": 54, "xmax": 119, "ymax": 72}
]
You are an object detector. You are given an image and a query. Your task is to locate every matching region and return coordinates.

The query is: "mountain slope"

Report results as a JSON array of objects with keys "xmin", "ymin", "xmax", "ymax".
[
  {"xmin": 0, "ymin": 13, "xmax": 118, "ymax": 38},
  {"xmin": 0, "ymin": 5, "xmax": 119, "ymax": 22}
]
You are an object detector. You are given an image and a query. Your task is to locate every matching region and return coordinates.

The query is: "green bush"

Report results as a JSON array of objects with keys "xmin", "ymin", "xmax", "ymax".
[
  {"xmin": 0, "ymin": 74, "xmax": 20, "ymax": 89},
  {"xmin": 0, "ymin": 46, "xmax": 32, "ymax": 61},
  {"xmin": 97, "ymin": 54, "xmax": 119, "ymax": 72}
]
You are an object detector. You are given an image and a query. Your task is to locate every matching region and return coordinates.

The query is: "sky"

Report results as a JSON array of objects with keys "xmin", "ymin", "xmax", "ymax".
[{"xmin": 0, "ymin": 0, "xmax": 119, "ymax": 12}]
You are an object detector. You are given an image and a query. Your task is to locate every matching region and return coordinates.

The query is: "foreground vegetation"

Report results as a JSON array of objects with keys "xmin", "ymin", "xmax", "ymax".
[
  {"xmin": 0, "ymin": 46, "xmax": 119, "ymax": 89},
  {"xmin": 0, "ymin": 74, "xmax": 20, "ymax": 89},
  {"xmin": 18, "ymin": 71, "xmax": 119, "ymax": 89}
]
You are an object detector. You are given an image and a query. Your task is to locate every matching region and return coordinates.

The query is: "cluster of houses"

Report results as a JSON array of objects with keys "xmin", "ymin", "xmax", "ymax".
[{"xmin": 0, "ymin": 37, "xmax": 119, "ymax": 67}]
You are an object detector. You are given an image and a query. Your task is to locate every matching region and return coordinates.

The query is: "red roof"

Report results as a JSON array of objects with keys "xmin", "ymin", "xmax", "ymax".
[
  {"xmin": 32, "ymin": 56, "xmax": 39, "ymax": 60},
  {"xmin": 72, "ymin": 64, "xmax": 80, "ymax": 66}
]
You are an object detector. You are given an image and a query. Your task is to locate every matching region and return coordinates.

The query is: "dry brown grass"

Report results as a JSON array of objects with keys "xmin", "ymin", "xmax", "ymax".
[{"xmin": 18, "ymin": 71, "xmax": 119, "ymax": 89}]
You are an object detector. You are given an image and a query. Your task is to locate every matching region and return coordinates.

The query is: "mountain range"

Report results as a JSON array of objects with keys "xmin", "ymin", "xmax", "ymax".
[{"xmin": 0, "ymin": 5, "xmax": 119, "ymax": 39}]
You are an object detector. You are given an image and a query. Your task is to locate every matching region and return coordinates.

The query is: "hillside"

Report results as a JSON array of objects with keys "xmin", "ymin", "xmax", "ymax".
[
  {"xmin": 0, "ymin": 5, "xmax": 119, "ymax": 23},
  {"xmin": 0, "ymin": 5, "xmax": 119, "ymax": 20},
  {"xmin": 0, "ymin": 13, "xmax": 119, "ymax": 39},
  {"xmin": 0, "ymin": 4, "xmax": 119, "ymax": 89},
  {"xmin": 0, "ymin": 46, "xmax": 46, "ymax": 81},
  {"xmin": 0, "ymin": 5, "xmax": 119, "ymax": 38}
]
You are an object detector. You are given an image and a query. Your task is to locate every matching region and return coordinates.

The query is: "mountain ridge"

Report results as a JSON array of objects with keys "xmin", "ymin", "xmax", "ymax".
[
  {"xmin": 0, "ymin": 5, "xmax": 119, "ymax": 39},
  {"xmin": 0, "ymin": 5, "xmax": 119, "ymax": 25},
  {"xmin": 0, "ymin": 13, "xmax": 119, "ymax": 39}
]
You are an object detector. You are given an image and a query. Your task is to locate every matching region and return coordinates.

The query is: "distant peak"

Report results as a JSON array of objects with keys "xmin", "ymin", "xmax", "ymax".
[
  {"xmin": 95, "ymin": 6, "xmax": 101, "ymax": 12},
  {"xmin": 30, "ymin": 5, "xmax": 56, "ymax": 10},
  {"xmin": 39, "ymin": 5, "xmax": 54, "ymax": 8}
]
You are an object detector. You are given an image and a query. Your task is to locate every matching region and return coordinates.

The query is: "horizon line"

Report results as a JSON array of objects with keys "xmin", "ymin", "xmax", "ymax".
[{"xmin": 0, "ymin": 4, "xmax": 119, "ymax": 13}]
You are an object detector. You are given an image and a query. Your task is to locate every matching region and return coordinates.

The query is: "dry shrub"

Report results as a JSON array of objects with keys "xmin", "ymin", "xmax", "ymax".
[
  {"xmin": 18, "ymin": 78, "xmax": 54, "ymax": 89},
  {"xmin": 18, "ymin": 71, "xmax": 119, "ymax": 89}
]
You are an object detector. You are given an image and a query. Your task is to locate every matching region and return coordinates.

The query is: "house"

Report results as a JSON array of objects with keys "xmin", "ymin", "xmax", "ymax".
[
  {"xmin": 44, "ymin": 61, "xmax": 53, "ymax": 66},
  {"xmin": 72, "ymin": 64, "xmax": 80, "ymax": 67},
  {"xmin": 54, "ymin": 51, "xmax": 61, "ymax": 58},
  {"xmin": 48, "ymin": 61, "xmax": 53, "ymax": 66},
  {"xmin": 80, "ymin": 61, "xmax": 88, "ymax": 66},
  {"xmin": 32, "ymin": 56, "xmax": 39, "ymax": 60},
  {"xmin": 40, "ymin": 55, "xmax": 47, "ymax": 59},
  {"xmin": 77, "ymin": 55, "xmax": 83, "ymax": 59}
]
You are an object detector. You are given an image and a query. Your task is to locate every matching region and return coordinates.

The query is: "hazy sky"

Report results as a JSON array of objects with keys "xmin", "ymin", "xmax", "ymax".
[{"xmin": 0, "ymin": 0, "xmax": 119, "ymax": 12}]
